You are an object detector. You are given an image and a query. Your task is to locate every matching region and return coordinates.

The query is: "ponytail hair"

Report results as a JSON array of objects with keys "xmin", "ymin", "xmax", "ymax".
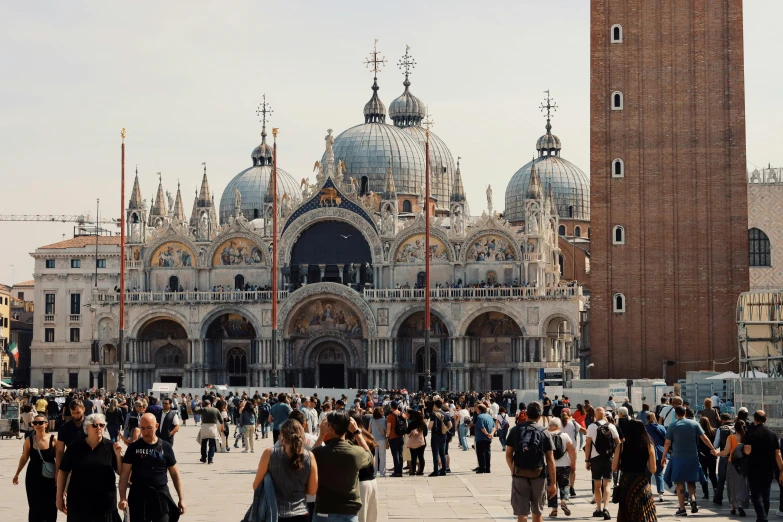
[{"xmin": 280, "ymin": 419, "xmax": 306, "ymax": 471}]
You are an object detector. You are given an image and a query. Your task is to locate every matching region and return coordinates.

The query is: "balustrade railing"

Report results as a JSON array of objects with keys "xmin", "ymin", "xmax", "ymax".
[
  {"xmin": 44, "ymin": 314, "xmax": 55, "ymax": 323},
  {"xmin": 68, "ymin": 314, "xmax": 81, "ymax": 323},
  {"xmin": 363, "ymin": 286, "xmax": 582, "ymax": 300},
  {"xmin": 94, "ymin": 290, "xmax": 289, "ymax": 304}
]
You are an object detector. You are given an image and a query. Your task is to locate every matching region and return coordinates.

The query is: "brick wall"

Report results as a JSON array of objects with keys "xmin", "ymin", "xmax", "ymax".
[{"xmin": 590, "ymin": 0, "xmax": 749, "ymax": 381}]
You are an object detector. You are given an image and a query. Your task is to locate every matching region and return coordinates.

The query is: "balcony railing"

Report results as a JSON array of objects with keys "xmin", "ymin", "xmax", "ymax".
[
  {"xmin": 44, "ymin": 314, "xmax": 55, "ymax": 323},
  {"xmin": 524, "ymin": 253, "xmax": 545, "ymax": 262},
  {"xmin": 94, "ymin": 290, "xmax": 289, "ymax": 304},
  {"xmin": 126, "ymin": 261, "xmax": 142, "ymax": 269},
  {"xmin": 363, "ymin": 286, "xmax": 582, "ymax": 301},
  {"xmin": 69, "ymin": 314, "xmax": 81, "ymax": 323}
]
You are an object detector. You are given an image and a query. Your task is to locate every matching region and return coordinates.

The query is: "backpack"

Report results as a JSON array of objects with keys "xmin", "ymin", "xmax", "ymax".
[
  {"xmin": 718, "ymin": 425, "xmax": 734, "ymax": 451},
  {"xmin": 516, "ymin": 411, "xmax": 527, "ymax": 424},
  {"xmin": 499, "ymin": 414, "xmax": 510, "ymax": 431},
  {"xmin": 552, "ymin": 433, "xmax": 567, "ymax": 460},
  {"xmin": 434, "ymin": 412, "xmax": 449, "ymax": 435},
  {"xmin": 393, "ymin": 413, "xmax": 407, "ymax": 436},
  {"xmin": 732, "ymin": 443, "xmax": 748, "ymax": 477},
  {"xmin": 593, "ymin": 422, "xmax": 617, "ymax": 458},
  {"xmin": 513, "ymin": 424, "xmax": 547, "ymax": 478}
]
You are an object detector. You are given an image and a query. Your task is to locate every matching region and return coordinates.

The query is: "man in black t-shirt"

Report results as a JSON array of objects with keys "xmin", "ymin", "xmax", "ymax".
[
  {"xmin": 743, "ymin": 410, "xmax": 783, "ymax": 522},
  {"xmin": 119, "ymin": 413, "xmax": 185, "ymax": 522},
  {"xmin": 55, "ymin": 399, "xmax": 87, "ymax": 479}
]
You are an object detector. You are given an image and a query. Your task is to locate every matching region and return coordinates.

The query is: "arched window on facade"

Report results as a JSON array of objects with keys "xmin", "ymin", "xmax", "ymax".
[
  {"xmin": 558, "ymin": 225, "xmax": 566, "ymax": 236},
  {"xmin": 574, "ymin": 226, "xmax": 582, "ymax": 237},
  {"xmin": 611, "ymin": 24, "xmax": 623, "ymax": 43},
  {"xmin": 612, "ymin": 158, "xmax": 624, "ymax": 177},
  {"xmin": 226, "ymin": 347, "xmax": 248, "ymax": 374},
  {"xmin": 612, "ymin": 91, "xmax": 624, "ymax": 110},
  {"xmin": 234, "ymin": 274, "xmax": 245, "ymax": 290},
  {"xmin": 613, "ymin": 225, "xmax": 625, "ymax": 245},
  {"xmin": 613, "ymin": 293, "xmax": 626, "ymax": 313},
  {"xmin": 402, "ymin": 200, "xmax": 412, "ymax": 213},
  {"xmin": 749, "ymin": 228, "xmax": 771, "ymax": 267},
  {"xmin": 168, "ymin": 276, "xmax": 179, "ymax": 292},
  {"xmin": 558, "ymin": 254, "xmax": 564, "ymax": 276}
]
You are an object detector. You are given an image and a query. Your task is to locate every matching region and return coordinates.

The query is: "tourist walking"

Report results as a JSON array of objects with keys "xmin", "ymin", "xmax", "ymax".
[
  {"xmin": 385, "ymin": 400, "xmax": 406, "ymax": 477},
  {"xmin": 54, "ymin": 399, "xmax": 87, "ymax": 478},
  {"xmin": 239, "ymin": 398, "xmax": 257, "ymax": 453},
  {"xmin": 712, "ymin": 413, "xmax": 735, "ymax": 506},
  {"xmin": 157, "ymin": 398, "xmax": 181, "ymax": 446},
  {"xmin": 406, "ymin": 409, "xmax": 427, "ymax": 475},
  {"xmin": 698, "ymin": 416, "xmax": 718, "ymax": 500},
  {"xmin": 546, "ymin": 418, "xmax": 576, "ymax": 517},
  {"xmin": 661, "ymin": 406, "xmax": 717, "ymax": 516},
  {"xmin": 12, "ymin": 413, "xmax": 57, "ymax": 522},
  {"xmin": 193, "ymin": 399, "xmax": 223, "ymax": 464},
  {"xmin": 252, "ymin": 419, "xmax": 318, "ymax": 522},
  {"xmin": 612, "ymin": 419, "xmax": 657, "ymax": 522},
  {"xmin": 585, "ymin": 407, "xmax": 621, "ymax": 520},
  {"xmin": 118, "ymin": 413, "xmax": 186, "ymax": 522},
  {"xmin": 56, "ymin": 413, "xmax": 123, "ymax": 521},
  {"xmin": 717, "ymin": 419, "xmax": 749, "ymax": 516},
  {"xmin": 505, "ymin": 402, "xmax": 556, "ymax": 522},
  {"xmin": 643, "ymin": 412, "xmax": 667, "ymax": 502},
  {"xmin": 427, "ymin": 399, "xmax": 452, "ymax": 476},
  {"xmin": 349, "ymin": 417, "xmax": 379, "ymax": 522},
  {"xmin": 311, "ymin": 412, "xmax": 374, "ymax": 522},
  {"xmin": 258, "ymin": 397, "xmax": 271, "ymax": 439},
  {"xmin": 270, "ymin": 393, "xmax": 293, "ymax": 444},
  {"xmin": 369, "ymin": 407, "xmax": 387, "ymax": 477},
  {"xmin": 105, "ymin": 399, "xmax": 123, "ymax": 443},
  {"xmin": 742, "ymin": 410, "xmax": 783, "ymax": 521},
  {"xmin": 457, "ymin": 403, "xmax": 471, "ymax": 451}
]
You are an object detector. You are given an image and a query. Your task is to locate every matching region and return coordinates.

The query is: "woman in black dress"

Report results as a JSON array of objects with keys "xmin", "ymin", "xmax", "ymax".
[
  {"xmin": 12, "ymin": 413, "xmax": 57, "ymax": 522},
  {"xmin": 612, "ymin": 419, "xmax": 657, "ymax": 522}
]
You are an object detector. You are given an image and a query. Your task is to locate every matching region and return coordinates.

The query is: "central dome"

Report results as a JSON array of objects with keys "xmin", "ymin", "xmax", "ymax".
[{"xmin": 325, "ymin": 122, "xmax": 427, "ymax": 196}]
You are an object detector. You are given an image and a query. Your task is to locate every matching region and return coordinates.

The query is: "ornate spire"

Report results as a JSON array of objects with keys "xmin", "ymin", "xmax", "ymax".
[
  {"xmin": 198, "ymin": 163, "xmax": 211, "ymax": 205},
  {"xmin": 527, "ymin": 158, "xmax": 543, "ymax": 200},
  {"xmin": 252, "ymin": 95, "xmax": 274, "ymax": 166},
  {"xmin": 173, "ymin": 181, "xmax": 186, "ymax": 222},
  {"xmin": 128, "ymin": 165, "xmax": 143, "ymax": 209},
  {"xmin": 383, "ymin": 157, "xmax": 397, "ymax": 199},
  {"xmin": 363, "ymin": 39, "xmax": 388, "ymax": 123},
  {"xmin": 451, "ymin": 156, "xmax": 465, "ymax": 202},
  {"xmin": 150, "ymin": 172, "xmax": 167, "ymax": 216}
]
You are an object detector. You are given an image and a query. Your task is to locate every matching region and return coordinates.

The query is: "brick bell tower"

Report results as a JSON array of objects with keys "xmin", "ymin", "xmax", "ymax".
[{"xmin": 590, "ymin": 0, "xmax": 749, "ymax": 381}]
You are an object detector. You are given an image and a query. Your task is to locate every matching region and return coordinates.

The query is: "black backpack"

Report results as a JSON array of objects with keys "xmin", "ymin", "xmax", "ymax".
[
  {"xmin": 513, "ymin": 424, "xmax": 547, "ymax": 478},
  {"xmin": 393, "ymin": 413, "xmax": 407, "ymax": 436},
  {"xmin": 593, "ymin": 422, "xmax": 617, "ymax": 457},
  {"xmin": 552, "ymin": 433, "xmax": 567, "ymax": 460},
  {"xmin": 718, "ymin": 425, "xmax": 734, "ymax": 451},
  {"xmin": 732, "ymin": 443, "xmax": 748, "ymax": 477}
]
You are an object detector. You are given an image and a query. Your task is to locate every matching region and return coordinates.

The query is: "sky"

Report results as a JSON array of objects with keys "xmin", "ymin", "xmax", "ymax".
[{"xmin": 1, "ymin": 1, "xmax": 781, "ymax": 285}]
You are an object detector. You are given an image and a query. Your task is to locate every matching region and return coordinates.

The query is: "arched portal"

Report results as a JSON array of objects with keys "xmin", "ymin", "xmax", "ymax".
[
  {"xmin": 465, "ymin": 312, "xmax": 524, "ymax": 391},
  {"xmin": 398, "ymin": 311, "xmax": 449, "ymax": 391},
  {"xmin": 307, "ymin": 341, "xmax": 350, "ymax": 388},
  {"xmin": 290, "ymin": 220, "xmax": 372, "ymax": 288},
  {"xmin": 138, "ymin": 319, "xmax": 189, "ymax": 388},
  {"xmin": 205, "ymin": 312, "xmax": 256, "ymax": 386},
  {"xmin": 415, "ymin": 347, "xmax": 438, "ymax": 391}
]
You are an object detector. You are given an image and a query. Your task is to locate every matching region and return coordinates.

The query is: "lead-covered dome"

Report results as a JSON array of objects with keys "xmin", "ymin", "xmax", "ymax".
[
  {"xmin": 220, "ymin": 137, "xmax": 301, "ymax": 224},
  {"xmin": 505, "ymin": 121, "xmax": 589, "ymax": 223},
  {"xmin": 389, "ymin": 79, "xmax": 426, "ymax": 127},
  {"xmin": 402, "ymin": 126, "xmax": 454, "ymax": 211}
]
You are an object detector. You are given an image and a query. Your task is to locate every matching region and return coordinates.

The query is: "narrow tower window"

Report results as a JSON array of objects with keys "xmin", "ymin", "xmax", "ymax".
[
  {"xmin": 611, "ymin": 24, "xmax": 623, "ymax": 43},
  {"xmin": 612, "ymin": 92, "xmax": 624, "ymax": 110},
  {"xmin": 613, "ymin": 293, "xmax": 626, "ymax": 313},
  {"xmin": 558, "ymin": 225, "xmax": 566, "ymax": 236},
  {"xmin": 613, "ymin": 225, "xmax": 625, "ymax": 245},
  {"xmin": 612, "ymin": 158, "xmax": 624, "ymax": 178},
  {"xmin": 574, "ymin": 226, "xmax": 582, "ymax": 237}
]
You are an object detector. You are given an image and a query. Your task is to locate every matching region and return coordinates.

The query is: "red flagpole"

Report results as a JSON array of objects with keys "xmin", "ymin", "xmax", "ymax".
[
  {"xmin": 118, "ymin": 129, "xmax": 126, "ymax": 393},
  {"xmin": 424, "ymin": 126, "xmax": 432, "ymax": 393},
  {"xmin": 271, "ymin": 128, "xmax": 279, "ymax": 387}
]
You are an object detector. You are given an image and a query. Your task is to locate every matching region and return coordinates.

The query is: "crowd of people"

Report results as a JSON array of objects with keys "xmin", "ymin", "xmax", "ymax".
[{"xmin": 4, "ymin": 387, "xmax": 783, "ymax": 522}]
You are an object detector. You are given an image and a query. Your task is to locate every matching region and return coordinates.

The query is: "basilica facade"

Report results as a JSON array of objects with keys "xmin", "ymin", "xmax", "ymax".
[{"xmin": 32, "ymin": 48, "xmax": 588, "ymax": 392}]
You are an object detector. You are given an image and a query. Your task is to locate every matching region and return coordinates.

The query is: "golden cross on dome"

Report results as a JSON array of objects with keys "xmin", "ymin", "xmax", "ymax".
[
  {"xmin": 398, "ymin": 45, "xmax": 415, "ymax": 79},
  {"xmin": 256, "ymin": 94, "xmax": 273, "ymax": 129},
  {"xmin": 364, "ymin": 39, "xmax": 387, "ymax": 76}
]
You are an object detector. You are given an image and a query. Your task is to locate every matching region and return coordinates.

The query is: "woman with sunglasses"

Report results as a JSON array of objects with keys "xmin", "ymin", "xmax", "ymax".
[
  {"xmin": 57, "ymin": 413, "xmax": 123, "ymax": 521},
  {"xmin": 12, "ymin": 413, "xmax": 58, "ymax": 522}
]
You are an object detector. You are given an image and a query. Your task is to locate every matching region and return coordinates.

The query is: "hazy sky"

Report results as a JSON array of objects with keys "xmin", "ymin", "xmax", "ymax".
[{"xmin": 1, "ymin": 1, "xmax": 780, "ymax": 284}]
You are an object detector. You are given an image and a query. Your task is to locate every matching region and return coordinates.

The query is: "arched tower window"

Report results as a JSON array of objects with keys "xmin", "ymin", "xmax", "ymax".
[
  {"xmin": 402, "ymin": 200, "xmax": 412, "ymax": 213},
  {"xmin": 574, "ymin": 226, "xmax": 582, "ymax": 237},
  {"xmin": 613, "ymin": 225, "xmax": 625, "ymax": 245},
  {"xmin": 611, "ymin": 24, "xmax": 623, "ymax": 43},
  {"xmin": 612, "ymin": 92, "xmax": 624, "ymax": 110},
  {"xmin": 558, "ymin": 254, "xmax": 564, "ymax": 276},
  {"xmin": 749, "ymin": 228, "xmax": 771, "ymax": 267},
  {"xmin": 613, "ymin": 293, "xmax": 626, "ymax": 313},
  {"xmin": 612, "ymin": 158, "xmax": 624, "ymax": 178},
  {"xmin": 558, "ymin": 225, "xmax": 566, "ymax": 236}
]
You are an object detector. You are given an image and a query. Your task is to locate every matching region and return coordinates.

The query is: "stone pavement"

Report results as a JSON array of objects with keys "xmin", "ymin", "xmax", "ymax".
[{"xmin": 0, "ymin": 424, "xmax": 776, "ymax": 521}]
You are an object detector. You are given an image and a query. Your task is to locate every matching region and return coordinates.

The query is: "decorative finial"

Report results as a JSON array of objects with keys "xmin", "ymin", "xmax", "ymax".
[
  {"xmin": 121, "ymin": 128, "xmax": 126, "ymax": 141},
  {"xmin": 457, "ymin": 156, "xmax": 461, "ymax": 170},
  {"xmin": 540, "ymin": 90, "xmax": 558, "ymax": 135},
  {"xmin": 272, "ymin": 128, "xmax": 279, "ymax": 140},
  {"xmin": 398, "ymin": 45, "xmax": 415, "ymax": 87},
  {"xmin": 423, "ymin": 106, "xmax": 434, "ymax": 138},
  {"xmin": 157, "ymin": 172, "xmax": 162, "ymax": 183},
  {"xmin": 256, "ymin": 94, "xmax": 273, "ymax": 139},
  {"xmin": 364, "ymin": 39, "xmax": 387, "ymax": 78},
  {"xmin": 135, "ymin": 164, "xmax": 138, "ymax": 176},
  {"xmin": 201, "ymin": 161, "xmax": 206, "ymax": 175}
]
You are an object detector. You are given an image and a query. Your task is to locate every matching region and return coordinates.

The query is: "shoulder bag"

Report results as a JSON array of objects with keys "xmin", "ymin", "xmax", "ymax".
[
  {"xmin": 33, "ymin": 437, "xmax": 55, "ymax": 479},
  {"xmin": 373, "ymin": 418, "xmax": 389, "ymax": 449}
]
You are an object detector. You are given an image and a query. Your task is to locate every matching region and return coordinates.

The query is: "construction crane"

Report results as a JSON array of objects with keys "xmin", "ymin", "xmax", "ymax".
[{"xmin": 0, "ymin": 214, "xmax": 118, "ymax": 225}]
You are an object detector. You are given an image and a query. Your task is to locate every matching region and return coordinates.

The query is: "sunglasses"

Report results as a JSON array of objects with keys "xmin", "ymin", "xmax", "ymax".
[
  {"xmin": 32, "ymin": 421, "xmax": 47, "ymax": 426},
  {"xmin": 90, "ymin": 423, "xmax": 106, "ymax": 429}
]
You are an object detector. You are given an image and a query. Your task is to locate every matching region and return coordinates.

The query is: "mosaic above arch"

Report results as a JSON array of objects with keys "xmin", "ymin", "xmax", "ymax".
[
  {"xmin": 466, "ymin": 234, "xmax": 516, "ymax": 262},
  {"xmin": 288, "ymin": 298, "xmax": 364, "ymax": 339},
  {"xmin": 151, "ymin": 242, "xmax": 194, "ymax": 268},
  {"xmin": 395, "ymin": 234, "xmax": 450, "ymax": 263},
  {"xmin": 212, "ymin": 238, "xmax": 264, "ymax": 266},
  {"xmin": 466, "ymin": 311, "xmax": 524, "ymax": 337}
]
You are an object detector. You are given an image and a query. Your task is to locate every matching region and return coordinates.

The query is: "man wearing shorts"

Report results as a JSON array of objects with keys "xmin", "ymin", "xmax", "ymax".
[{"xmin": 584, "ymin": 407, "xmax": 620, "ymax": 520}]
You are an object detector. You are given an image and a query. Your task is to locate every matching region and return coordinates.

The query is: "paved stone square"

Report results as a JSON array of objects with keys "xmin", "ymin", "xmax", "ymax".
[{"xmin": 0, "ymin": 424, "xmax": 773, "ymax": 521}]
